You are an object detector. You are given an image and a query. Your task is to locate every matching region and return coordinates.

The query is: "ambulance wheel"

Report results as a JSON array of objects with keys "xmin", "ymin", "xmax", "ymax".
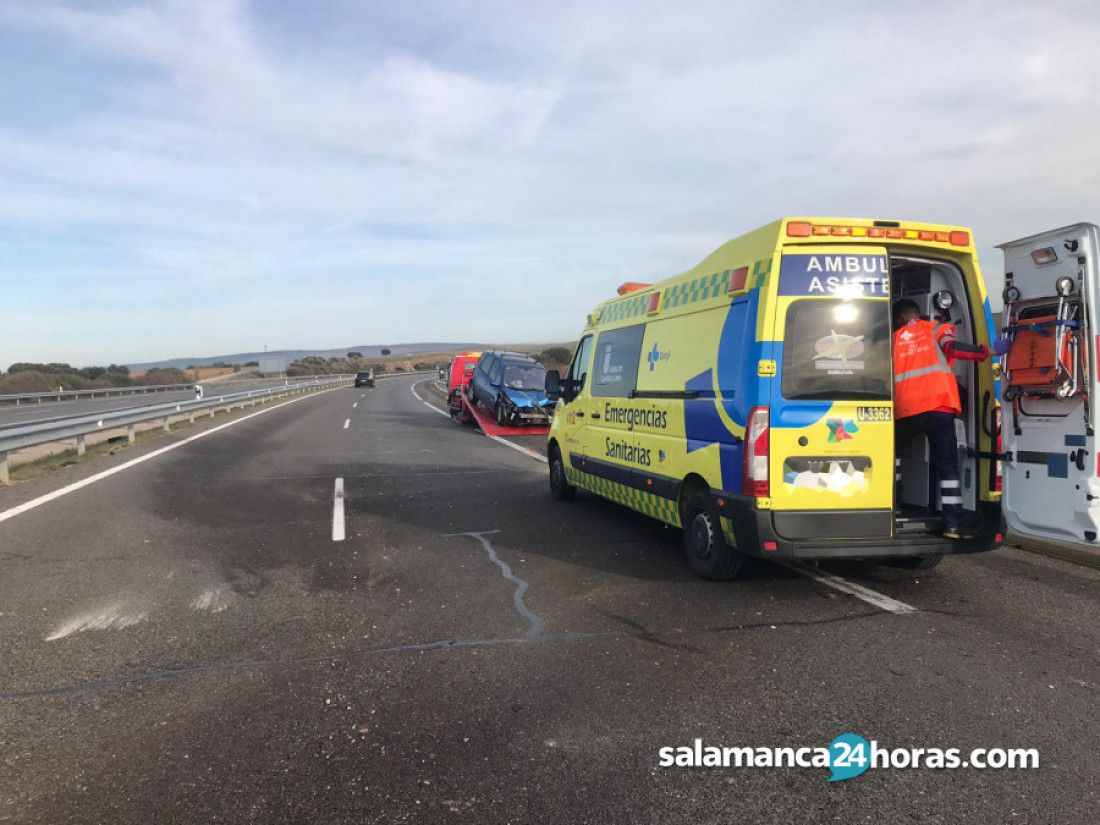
[
  {"xmin": 548, "ymin": 445, "xmax": 576, "ymax": 501},
  {"xmin": 682, "ymin": 489, "xmax": 742, "ymax": 580},
  {"xmin": 890, "ymin": 554, "xmax": 943, "ymax": 570}
]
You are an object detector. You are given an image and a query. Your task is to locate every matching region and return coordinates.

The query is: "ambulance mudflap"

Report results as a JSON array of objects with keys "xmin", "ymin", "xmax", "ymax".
[{"xmin": 768, "ymin": 248, "xmax": 895, "ymax": 540}]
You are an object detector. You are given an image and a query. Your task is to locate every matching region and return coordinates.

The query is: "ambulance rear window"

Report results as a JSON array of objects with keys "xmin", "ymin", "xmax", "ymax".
[{"xmin": 781, "ymin": 299, "xmax": 891, "ymax": 401}]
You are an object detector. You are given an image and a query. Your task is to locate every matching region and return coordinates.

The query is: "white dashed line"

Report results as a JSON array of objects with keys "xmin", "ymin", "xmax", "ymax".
[
  {"xmin": 343, "ymin": 418, "xmax": 350, "ymax": 429},
  {"xmin": 353, "ymin": 402, "xmax": 358, "ymax": 408},
  {"xmin": 779, "ymin": 561, "xmax": 918, "ymax": 614},
  {"xmin": 332, "ymin": 477, "xmax": 346, "ymax": 541}
]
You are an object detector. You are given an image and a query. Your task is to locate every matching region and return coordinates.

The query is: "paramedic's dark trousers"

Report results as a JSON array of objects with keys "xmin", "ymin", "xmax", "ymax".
[{"xmin": 895, "ymin": 411, "xmax": 961, "ymax": 529}]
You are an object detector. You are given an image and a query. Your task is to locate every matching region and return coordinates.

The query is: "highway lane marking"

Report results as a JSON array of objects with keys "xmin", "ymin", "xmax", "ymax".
[
  {"xmin": 444, "ymin": 530, "xmax": 545, "ymax": 639},
  {"xmin": 484, "ymin": 433, "xmax": 548, "ymax": 464},
  {"xmin": 778, "ymin": 561, "xmax": 918, "ymax": 615},
  {"xmin": 343, "ymin": 418, "xmax": 351, "ymax": 429},
  {"xmin": 332, "ymin": 477, "xmax": 346, "ymax": 541},
  {"xmin": 353, "ymin": 402, "xmax": 358, "ymax": 408},
  {"xmin": 410, "ymin": 381, "xmax": 451, "ymax": 418},
  {"xmin": 410, "ymin": 381, "xmax": 547, "ymax": 464},
  {"xmin": 0, "ymin": 386, "xmax": 342, "ymax": 527}
]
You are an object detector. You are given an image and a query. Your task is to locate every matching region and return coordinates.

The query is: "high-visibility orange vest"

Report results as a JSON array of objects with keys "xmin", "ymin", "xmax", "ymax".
[{"xmin": 893, "ymin": 319, "xmax": 960, "ymax": 419}]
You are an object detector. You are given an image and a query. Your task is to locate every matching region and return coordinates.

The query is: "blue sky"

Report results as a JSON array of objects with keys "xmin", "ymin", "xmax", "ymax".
[{"xmin": 2, "ymin": 0, "xmax": 1098, "ymax": 365}]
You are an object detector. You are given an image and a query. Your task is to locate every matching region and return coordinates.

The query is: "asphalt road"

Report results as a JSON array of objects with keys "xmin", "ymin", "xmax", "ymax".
[
  {"xmin": 1, "ymin": 375, "xmax": 1097, "ymax": 823},
  {"xmin": 0, "ymin": 391, "xmax": 197, "ymax": 428}
]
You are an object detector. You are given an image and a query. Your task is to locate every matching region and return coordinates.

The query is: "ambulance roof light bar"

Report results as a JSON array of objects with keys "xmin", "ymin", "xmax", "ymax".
[{"xmin": 786, "ymin": 221, "xmax": 969, "ymax": 247}]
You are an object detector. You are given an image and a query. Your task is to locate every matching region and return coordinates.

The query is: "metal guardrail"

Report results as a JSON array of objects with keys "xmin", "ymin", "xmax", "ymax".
[
  {"xmin": 0, "ymin": 376, "xmax": 352, "ymax": 482},
  {"xmin": 0, "ymin": 383, "xmax": 193, "ymax": 405}
]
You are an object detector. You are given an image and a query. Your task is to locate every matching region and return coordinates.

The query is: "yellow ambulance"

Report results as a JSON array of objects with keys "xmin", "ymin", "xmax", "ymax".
[{"xmin": 545, "ymin": 218, "xmax": 1003, "ymax": 579}]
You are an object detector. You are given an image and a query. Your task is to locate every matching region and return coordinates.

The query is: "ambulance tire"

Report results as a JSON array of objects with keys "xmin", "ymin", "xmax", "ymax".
[
  {"xmin": 548, "ymin": 445, "xmax": 576, "ymax": 501},
  {"xmin": 682, "ymin": 489, "xmax": 742, "ymax": 581},
  {"xmin": 890, "ymin": 553, "xmax": 944, "ymax": 570}
]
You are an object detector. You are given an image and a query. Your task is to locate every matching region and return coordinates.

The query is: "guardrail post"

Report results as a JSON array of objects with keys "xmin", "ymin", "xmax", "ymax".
[
  {"xmin": 189, "ymin": 410, "xmax": 196, "ymax": 423},
  {"xmin": 163, "ymin": 416, "xmax": 171, "ymax": 432},
  {"xmin": 76, "ymin": 434, "xmax": 86, "ymax": 457},
  {"xmin": 0, "ymin": 452, "xmax": 8, "ymax": 484},
  {"xmin": 128, "ymin": 424, "xmax": 135, "ymax": 445}
]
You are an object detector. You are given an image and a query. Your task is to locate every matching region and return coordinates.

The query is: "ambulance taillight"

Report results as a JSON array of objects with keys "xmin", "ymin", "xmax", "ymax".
[{"xmin": 743, "ymin": 406, "xmax": 770, "ymax": 497}]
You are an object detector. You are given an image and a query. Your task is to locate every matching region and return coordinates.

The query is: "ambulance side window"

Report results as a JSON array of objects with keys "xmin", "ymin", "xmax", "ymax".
[
  {"xmin": 591, "ymin": 324, "xmax": 646, "ymax": 398},
  {"xmin": 568, "ymin": 335, "xmax": 594, "ymax": 396}
]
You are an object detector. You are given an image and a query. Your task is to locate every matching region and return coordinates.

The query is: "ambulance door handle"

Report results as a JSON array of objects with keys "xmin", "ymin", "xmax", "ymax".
[{"xmin": 1072, "ymin": 449, "xmax": 1087, "ymax": 471}]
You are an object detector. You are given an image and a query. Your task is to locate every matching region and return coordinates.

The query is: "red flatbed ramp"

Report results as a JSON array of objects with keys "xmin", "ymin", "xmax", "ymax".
[{"xmin": 457, "ymin": 390, "xmax": 550, "ymax": 437}]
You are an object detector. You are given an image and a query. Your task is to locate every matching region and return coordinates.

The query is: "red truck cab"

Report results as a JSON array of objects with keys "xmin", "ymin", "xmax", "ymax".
[
  {"xmin": 448, "ymin": 352, "xmax": 482, "ymax": 394},
  {"xmin": 447, "ymin": 352, "xmax": 483, "ymax": 424}
]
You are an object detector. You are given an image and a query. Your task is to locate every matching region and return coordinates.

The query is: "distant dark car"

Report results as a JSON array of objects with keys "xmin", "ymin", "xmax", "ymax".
[
  {"xmin": 468, "ymin": 352, "xmax": 554, "ymax": 425},
  {"xmin": 354, "ymin": 371, "xmax": 375, "ymax": 388}
]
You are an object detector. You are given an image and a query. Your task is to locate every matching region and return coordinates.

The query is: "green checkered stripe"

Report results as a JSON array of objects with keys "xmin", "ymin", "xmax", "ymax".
[
  {"xmin": 750, "ymin": 257, "xmax": 771, "ymax": 289},
  {"xmin": 663, "ymin": 269, "xmax": 730, "ymax": 309},
  {"xmin": 566, "ymin": 467, "xmax": 681, "ymax": 527},
  {"xmin": 599, "ymin": 293, "xmax": 649, "ymax": 324},
  {"xmin": 660, "ymin": 257, "xmax": 774, "ymax": 311}
]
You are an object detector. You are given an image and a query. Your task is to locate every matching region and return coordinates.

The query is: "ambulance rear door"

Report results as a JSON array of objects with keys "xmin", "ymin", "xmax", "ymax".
[
  {"xmin": 768, "ymin": 246, "xmax": 895, "ymax": 540},
  {"xmin": 999, "ymin": 222, "xmax": 1100, "ymax": 544}
]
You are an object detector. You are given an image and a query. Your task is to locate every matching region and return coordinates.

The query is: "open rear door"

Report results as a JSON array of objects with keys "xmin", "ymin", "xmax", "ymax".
[{"xmin": 999, "ymin": 223, "xmax": 1100, "ymax": 544}]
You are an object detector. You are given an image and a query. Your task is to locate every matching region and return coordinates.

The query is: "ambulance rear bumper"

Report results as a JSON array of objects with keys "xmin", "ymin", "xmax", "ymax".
[{"xmin": 722, "ymin": 498, "xmax": 1003, "ymax": 559}]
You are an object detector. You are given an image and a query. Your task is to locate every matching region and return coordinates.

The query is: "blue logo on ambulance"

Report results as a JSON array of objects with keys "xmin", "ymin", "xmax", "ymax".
[{"xmin": 780, "ymin": 254, "xmax": 889, "ymax": 297}]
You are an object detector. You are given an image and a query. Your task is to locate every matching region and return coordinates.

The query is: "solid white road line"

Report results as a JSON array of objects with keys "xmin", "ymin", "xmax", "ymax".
[
  {"xmin": 332, "ymin": 477, "xmax": 346, "ymax": 541},
  {"xmin": 410, "ymin": 382, "xmax": 451, "ymax": 418},
  {"xmin": 485, "ymin": 433, "xmax": 548, "ymax": 464},
  {"xmin": 0, "ymin": 386, "xmax": 342, "ymax": 526},
  {"xmin": 410, "ymin": 381, "xmax": 547, "ymax": 463},
  {"xmin": 343, "ymin": 418, "xmax": 350, "ymax": 429},
  {"xmin": 779, "ymin": 561, "xmax": 918, "ymax": 615}
]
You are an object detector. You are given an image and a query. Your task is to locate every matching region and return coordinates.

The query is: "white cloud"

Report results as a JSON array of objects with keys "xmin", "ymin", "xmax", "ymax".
[{"xmin": 1, "ymin": 0, "xmax": 1098, "ymax": 362}]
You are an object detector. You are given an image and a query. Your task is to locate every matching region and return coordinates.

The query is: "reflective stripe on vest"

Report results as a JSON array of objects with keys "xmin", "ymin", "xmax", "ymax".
[{"xmin": 893, "ymin": 319, "xmax": 961, "ymax": 418}]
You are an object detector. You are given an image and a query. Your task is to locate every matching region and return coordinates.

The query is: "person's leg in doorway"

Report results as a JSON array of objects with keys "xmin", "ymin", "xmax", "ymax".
[{"xmin": 924, "ymin": 411, "xmax": 962, "ymax": 536}]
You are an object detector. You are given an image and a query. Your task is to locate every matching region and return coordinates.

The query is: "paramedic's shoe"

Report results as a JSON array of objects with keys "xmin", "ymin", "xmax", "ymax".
[{"xmin": 943, "ymin": 527, "xmax": 975, "ymax": 540}]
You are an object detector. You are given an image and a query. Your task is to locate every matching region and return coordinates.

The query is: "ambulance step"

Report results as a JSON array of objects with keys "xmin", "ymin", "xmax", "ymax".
[{"xmin": 895, "ymin": 514, "xmax": 941, "ymax": 535}]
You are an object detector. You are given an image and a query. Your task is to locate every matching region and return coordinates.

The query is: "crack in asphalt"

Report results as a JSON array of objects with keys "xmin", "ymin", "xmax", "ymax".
[{"xmin": 444, "ymin": 530, "xmax": 545, "ymax": 639}]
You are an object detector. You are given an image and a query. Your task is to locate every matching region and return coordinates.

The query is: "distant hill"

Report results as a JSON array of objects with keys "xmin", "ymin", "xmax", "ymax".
[{"xmin": 128, "ymin": 344, "xmax": 489, "ymax": 371}]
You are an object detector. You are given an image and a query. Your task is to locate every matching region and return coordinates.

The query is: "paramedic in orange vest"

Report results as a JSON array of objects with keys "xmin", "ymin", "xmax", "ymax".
[{"xmin": 892, "ymin": 299, "xmax": 989, "ymax": 539}]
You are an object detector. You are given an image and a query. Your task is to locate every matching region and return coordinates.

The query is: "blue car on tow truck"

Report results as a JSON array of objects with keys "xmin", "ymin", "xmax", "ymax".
[{"xmin": 469, "ymin": 352, "xmax": 555, "ymax": 427}]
